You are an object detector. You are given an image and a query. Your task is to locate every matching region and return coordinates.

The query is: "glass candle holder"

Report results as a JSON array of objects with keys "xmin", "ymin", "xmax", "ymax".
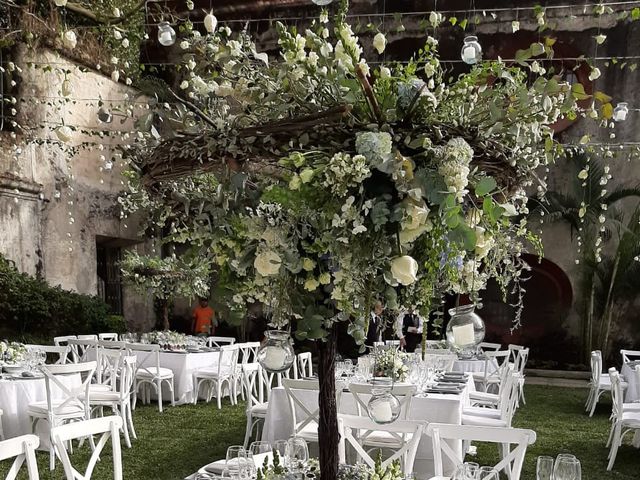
[
  {"xmin": 256, "ymin": 330, "xmax": 295, "ymax": 372},
  {"xmin": 461, "ymin": 36, "xmax": 482, "ymax": 65}
]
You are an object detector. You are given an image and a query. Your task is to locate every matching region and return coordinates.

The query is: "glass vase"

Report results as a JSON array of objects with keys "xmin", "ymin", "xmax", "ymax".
[
  {"xmin": 256, "ymin": 330, "xmax": 295, "ymax": 373},
  {"xmin": 445, "ymin": 304, "xmax": 485, "ymax": 358}
]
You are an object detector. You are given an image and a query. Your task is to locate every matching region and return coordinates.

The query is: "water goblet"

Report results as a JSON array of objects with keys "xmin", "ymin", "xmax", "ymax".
[
  {"xmin": 477, "ymin": 466, "xmax": 499, "ymax": 480},
  {"xmin": 285, "ymin": 436, "xmax": 309, "ymax": 473},
  {"xmin": 536, "ymin": 456, "xmax": 554, "ymax": 480},
  {"xmin": 554, "ymin": 456, "xmax": 581, "ymax": 480}
]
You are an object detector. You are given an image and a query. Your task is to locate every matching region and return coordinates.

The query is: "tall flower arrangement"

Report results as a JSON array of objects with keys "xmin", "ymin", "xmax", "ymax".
[{"xmin": 122, "ymin": 1, "xmax": 594, "ymax": 476}]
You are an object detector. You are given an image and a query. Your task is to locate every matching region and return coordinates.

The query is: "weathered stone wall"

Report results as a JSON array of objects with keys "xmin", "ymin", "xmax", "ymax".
[{"xmin": 0, "ymin": 45, "xmax": 156, "ymax": 332}]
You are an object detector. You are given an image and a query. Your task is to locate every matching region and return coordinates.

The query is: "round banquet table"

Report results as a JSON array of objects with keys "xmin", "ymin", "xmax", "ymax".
[{"xmin": 0, "ymin": 372, "xmax": 80, "ymax": 449}]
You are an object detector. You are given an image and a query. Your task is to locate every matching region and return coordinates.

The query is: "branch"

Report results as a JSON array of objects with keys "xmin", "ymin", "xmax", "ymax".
[
  {"xmin": 63, "ymin": 0, "xmax": 146, "ymax": 26},
  {"xmin": 239, "ymin": 104, "xmax": 352, "ymax": 137},
  {"xmin": 355, "ymin": 63, "xmax": 382, "ymax": 123},
  {"xmin": 167, "ymin": 88, "xmax": 220, "ymax": 130}
]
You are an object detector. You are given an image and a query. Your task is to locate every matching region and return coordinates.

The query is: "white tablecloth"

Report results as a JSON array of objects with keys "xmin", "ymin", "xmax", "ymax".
[
  {"xmin": 0, "ymin": 373, "xmax": 80, "ymax": 449},
  {"xmin": 621, "ymin": 362, "xmax": 640, "ymax": 402},
  {"xmin": 262, "ymin": 378, "xmax": 475, "ymax": 479},
  {"xmin": 133, "ymin": 351, "xmax": 221, "ymax": 405}
]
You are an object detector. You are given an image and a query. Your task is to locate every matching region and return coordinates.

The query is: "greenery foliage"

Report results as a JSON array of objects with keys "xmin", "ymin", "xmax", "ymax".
[{"xmin": 0, "ymin": 254, "xmax": 123, "ymax": 342}]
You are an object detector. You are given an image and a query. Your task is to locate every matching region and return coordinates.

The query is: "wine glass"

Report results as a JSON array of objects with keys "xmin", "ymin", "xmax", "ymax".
[
  {"xmin": 225, "ymin": 446, "xmax": 247, "ymax": 479},
  {"xmin": 536, "ymin": 456, "xmax": 554, "ymax": 480},
  {"xmin": 477, "ymin": 466, "xmax": 499, "ymax": 480},
  {"xmin": 554, "ymin": 456, "xmax": 581, "ymax": 480},
  {"xmin": 285, "ymin": 436, "xmax": 309, "ymax": 473}
]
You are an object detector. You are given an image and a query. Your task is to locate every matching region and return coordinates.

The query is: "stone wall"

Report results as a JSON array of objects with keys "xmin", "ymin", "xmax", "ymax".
[{"xmin": 0, "ymin": 45, "xmax": 156, "ymax": 332}]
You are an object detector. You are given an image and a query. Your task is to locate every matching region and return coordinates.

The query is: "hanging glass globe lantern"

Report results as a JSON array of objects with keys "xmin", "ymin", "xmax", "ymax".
[
  {"xmin": 461, "ymin": 36, "xmax": 482, "ymax": 65},
  {"xmin": 613, "ymin": 102, "xmax": 629, "ymax": 122},
  {"xmin": 256, "ymin": 330, "xmax": 295, "ymax": 372},
  {"xmin": 158, "ymin": 22, "xmax": 177, "ymax": 47},
  {"xmin": 311, "ymin": 0, "xmax": 334, "ymax": 5},
  {"xmin": 445, "ymin": 304, "xmax": 485, "ymax": 357},
  {"xmin": 367, "ymin": 380, "xmax": 401, "ymax": 424}
]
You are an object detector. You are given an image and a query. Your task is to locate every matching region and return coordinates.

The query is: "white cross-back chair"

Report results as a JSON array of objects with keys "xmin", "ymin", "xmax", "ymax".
[
  {"xmin": 127, "ymin": 343, "xmax": 175, "ymax": 413},
  {"xmin": 511, "ymin": 347, "xmax": 529, "ymax": 405},
  {"xmin": 54, "ymin": 336, "xmax": 77, "ymax": 347},
  {"xmin": 234, "ymin": 343, "xmax": 259, "ymax": 400},
  {"xmin": 67, "ymin": 339, "xmax": 98, "ymax": 365},
  {"xmin": 52, "ymin": 416, "xmax": 123, "ymax": 480},
  {"xmin": 426, "ymin": 423, "xmax": 536, "ymax": 480},
  {"xmin": 463, "ymin": 367, "xmax": 520, "ymax": 428},
  {"xmin": 25, "ymin": 345, "xmax": 71, "ymax": 365},
  {"xmin": 241, "ymin": 363, "xmax": 269, "ymax": 448},
  {"xmin": 606, "ymin": 367, "xmax": 640, "ymax": 471},
  {"xmin": 206, "ymin": 336, "xmax": 236, "ymax": 348},
  {"xmin": 27, "ymin": 361, "xmax": 97, "ymax": 470},
  {"xmin": 468, "ymin": 360, "xmax": 513, "ymax": 408},
  {"xmin": 472, "ymin": 350, "xmax": 510, "ymax": 393},
  {"xmin": 282, "ymin": 378, "xmax": 343, "ymax": 444},
  {"xmin": 479, "ymin": 342, "xmax": 502, "ymax": 352},
  {"xmin": 87, "ymin": 354, "xmax": 137, "ymax": 448},
  {"xmin": 338, "ymin": 414, "xmax": 424, "ymax": 474},
  {"xmin": 98, "ymin": 333, "xmax": 119, "ymax": 341},
  {"xmin": 348, "ymin": 382, "xmax": 417, "ymax": 449},
  {"xmin": 621, "ymin": 349, "xmax": 640, "ymax": 364},
  {"xmin": 192, "ymin": 344, "xmax": 238, "ymax": 409},
  {"xmin": 0, "ymin": 434, "xmax": 40, "ymax": 480},
  {"xmin": 77, "ymin": 335, "xmax": 98, "ymax": 341},
  {"xmin": 294, "ymin": 352, "xmax": 313, "ymax": 379},
  {"xmin": 586, "ymin": 350, "xmax": 627, "ymax": 417}
]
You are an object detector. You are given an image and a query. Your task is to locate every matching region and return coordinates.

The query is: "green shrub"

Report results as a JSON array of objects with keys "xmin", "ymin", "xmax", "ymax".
[{"xmin": 0, "ymin": 254, "xmax": 114, "ymax": 343}]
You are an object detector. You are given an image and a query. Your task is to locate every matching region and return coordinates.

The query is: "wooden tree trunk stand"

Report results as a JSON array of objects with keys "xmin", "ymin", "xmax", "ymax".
[{"xmin": 317, "ymin": 326, "xmax": 339, "ymax": 480}]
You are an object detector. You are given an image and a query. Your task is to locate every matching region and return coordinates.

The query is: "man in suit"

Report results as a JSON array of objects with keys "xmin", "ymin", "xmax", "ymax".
[
  {"xmin": 365, "ymin": 300, "xmax": 385, "ymax": 348},
  {"xmin": 397, "ymin": 306, "xmax": 424, "ymax": 352}
]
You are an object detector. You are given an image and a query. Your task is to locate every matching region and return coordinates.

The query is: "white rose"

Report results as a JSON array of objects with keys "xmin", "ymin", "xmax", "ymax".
[
  {"xmin": 373, "ymin": 32, "xmax": 386, "ymax": 54},
  {"xmin": 113, "ymin": 29, "xmax": 122, "ymax": 40},
  {"xmin": 390, "ymin": 255, "xmax": 419, "ymax": 286},
  {"xmin": 121, "ymin": 38, "xmax": 130, "ymax": 48},
  {"xmin": 474, "ymin": 226, "xmax": 494, "ymax": 259},
  {"xmin": 588, "ymin": 67, "xmax": 601, "ymax": 81},
  {"xmin": 63, "ymin": 30, "xmax": 77, "ymax": 49},
  {"xmin": 499, "ymin": 203, "xmax": 518, "ymax": 217},
  {"xmin": 254, "ymin": 251, "xmax": 282, "ymax": 276},
  {"xmin": 204, "ymin": 13, "xmax": 218, "ymax": 33},
  {"xmin": 379, "ymin": 67, "xmax": 391, "ymax": 79},
  {"xmin": 54, "ymin": 0, "xmax": 68, "ymax": 5},
  {"xmin": 56, "ymin": 125, "xmax": 72, "ymax": 143},
  {"xmin": 61, "ymin": 79, "xmax": 72, "ymax": 97}
]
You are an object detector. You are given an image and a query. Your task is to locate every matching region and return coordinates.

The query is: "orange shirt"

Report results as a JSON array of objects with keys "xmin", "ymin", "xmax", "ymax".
[{"xmin": 193, "ymin": 306, "xmax": 215, "ymax": 334}]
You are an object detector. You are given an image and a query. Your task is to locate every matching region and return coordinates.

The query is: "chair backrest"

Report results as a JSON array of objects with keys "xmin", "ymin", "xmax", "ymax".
[
  {"xmin": 217, "ymin": 345, "xmax": 239, "ymax": 376},
  {"xmin": 98, "ymin": 333, "xmax": 119, "ymax": 341},
  {"xmin": 97, "ymin": 349, "xmax": 124, "ymax": 390},
  {"xmin": 294, "ymin": 352, "xmax": 313, "ymax": 379},
  {"xmin": 512, "ymin": 347, "xmax": 529, "ymax": 376},
  {"xmin": 40, "ymin": 362, "xmax": 97, "ymax": 420},
  {"xmin": 235, "ymin": 343, "xmax": 254, "ymax": 365},
  {"xmin": 77, "ymin": 335, "xmax": 98, "ymax": 341},
  {"xmin": 479, "ymin": 342, "xmax": 502, "ymax": 352},
  {"xmin": 497, "ymin": 367, "xmax": 520, "ymax": 425},
  {"xmin": 98, "ymin": 340, "xmax": 126, "ymax": 351},
  {"xmin": 348, "ymin": 382, "xmax": 416, "ymax": 421},
  {"xmin": 25, "ymin": 345, "xmax": 71, "ymax": 365},
  {"xmin": 590, "ymin": 350, "xmax": 603, "ymax": 384},
  {"xmin": 67, "ymin": 339, "xmax": 98, "ymax": 364},
  {"xmin": 242, "ymin": 363, "xmax": 266, "ymax": 412},
  {"xmin": 338, "ymin": 414, "xmax": 424, "ymax": 473},
  {"xmin": 125, "ymin": 343, "xmax": 161, "ymax": 379},
  {"xmin": 426, "ymin": 423, "xmax": 536, "ymax": 479},
  {"xmin": 423, "ymin": 348, "xmax": 454, "ymax": 356},
  {"xmin": 282, "ymin": 378, "xmax": 342, "ymax": 436},
  {"xmin": 620, "ymin": 349, "xmax": 640, "ymax": 364},
  {"xmin": 0, "ymin": 434, "xmax": 40, "ymax": 480},
  {"xmin": 52, "ymin": 416, "xmax": 123, "ymax": 480},
  {"xmin": 609, "ymin": 367, "xmax": 624, "ymax": 420},
  {"xmin": 54, "ymin": 335, "xmax": 77, "ymax": 347},
  {"xmin": 117, "ymin": 356, "xmax": 137, "ymax": 401},
  {"xmin": 206, "ymin": 336, "xmax": 236, "ymax": 348},
  {"xmin": 636, "ymin": 365, "xmax": 640, "ymax": 401},
  {"xmin": 507, "ymin": 344, "xmax": 525, "ymax": 362},
  {"xmin": 482, "ymin": 350, "xmax": 511, "ymax": 383},
  {"xmin": 385, "ymin": 340, "xmax": 401, "ymax": 347},
  {"xmin": 424, "ymin": 353, "xmax": 457, "ymax": 371}
]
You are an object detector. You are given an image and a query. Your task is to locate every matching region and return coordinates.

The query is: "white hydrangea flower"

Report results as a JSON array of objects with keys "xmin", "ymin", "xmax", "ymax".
[
  {"xmin": 373, "ymin": 32, "xmax": 386, "ymax": 54},
  {"xmin": 438, "ymin": 138, "xmax": 474, "ymax": 202},
  {"xmin": 254, "ymin": 251, "xmax": 282, "ymax": 276}
]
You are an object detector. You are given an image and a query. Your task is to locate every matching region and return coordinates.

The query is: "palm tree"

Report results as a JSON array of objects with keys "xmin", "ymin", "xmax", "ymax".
[{"xmin": 529, "ymin": 151, "xmax": 640, "ymax": 360}]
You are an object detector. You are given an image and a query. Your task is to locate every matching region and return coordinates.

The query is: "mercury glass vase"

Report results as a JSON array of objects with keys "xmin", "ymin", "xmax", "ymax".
[
  {"xmin": 445, "ymin": 304, "xmax": 485, "ymax": 357},
  {"xmin": 256, "ymin": 330, "xmax": 295, "ymax": 373}
]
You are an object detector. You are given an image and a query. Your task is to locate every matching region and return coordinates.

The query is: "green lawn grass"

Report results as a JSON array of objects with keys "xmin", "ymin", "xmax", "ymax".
[{"xmin": 1, "ymin": 385, "xmax": 638, "ymax": 479}]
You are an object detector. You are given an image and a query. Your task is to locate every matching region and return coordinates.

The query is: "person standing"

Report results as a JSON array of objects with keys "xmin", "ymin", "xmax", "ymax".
[
  {"xmin": 192, "ymin": 297, "xmax": 215, "ymax": 336},
  {"xmin": 365, "ymin": 300, "xmax": 385, "ymax": 348},
  {"xmin": 396, "ymin": 306, "xmax": 424, "ymax": 352}
]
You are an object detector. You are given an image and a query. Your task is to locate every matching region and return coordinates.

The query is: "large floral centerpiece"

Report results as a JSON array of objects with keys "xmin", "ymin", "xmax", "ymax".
[
  {"xmin": 121, "ymin": 1, "xmax": 593, "ymax": 477},
  {"xmin": 141, "ymin": 330, "xmax": 188, "ymax": 348},
  {"xmin": 372, "ymin": 349, "xmax": 409, "ymax": 381},
  {"xmin": 0, "ymin": 341, "xmax": 27, "ymax": 364}
]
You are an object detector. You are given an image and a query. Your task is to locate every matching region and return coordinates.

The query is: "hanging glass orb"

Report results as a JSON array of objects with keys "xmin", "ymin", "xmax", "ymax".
[
  {"xmin": 461, "ymin": 35, "xmax": 482, "ymax": 65},
  {"xmin": 613, "ymin": 102, "xmax": 629, "ymax": 122},
  {"xmin": 445, "ymin": 304, "xmax": 485, "ymax": 357},
  {"xmin": 311, "ymin": 0, "xmax": 334, "ymax": 5},
  {"xmin": 368, "ymin": 385, "xmax": 401, "ymax": 424},
  {"xmin": 97, "ymin": 107, "xmax": 112, "ymax": 123},
  {"xmin": 256, "ymin": 330, "xmax": 295, "ymax": 372},
  {"xmin": 157, "ymin": 22, "xmax": 177, "ymax": 47}
]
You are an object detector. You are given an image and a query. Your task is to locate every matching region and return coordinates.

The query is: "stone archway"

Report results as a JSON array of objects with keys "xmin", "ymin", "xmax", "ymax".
[{"xmin": 480, "ymin": 254, "xmax": 577, "ymax": 367}]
